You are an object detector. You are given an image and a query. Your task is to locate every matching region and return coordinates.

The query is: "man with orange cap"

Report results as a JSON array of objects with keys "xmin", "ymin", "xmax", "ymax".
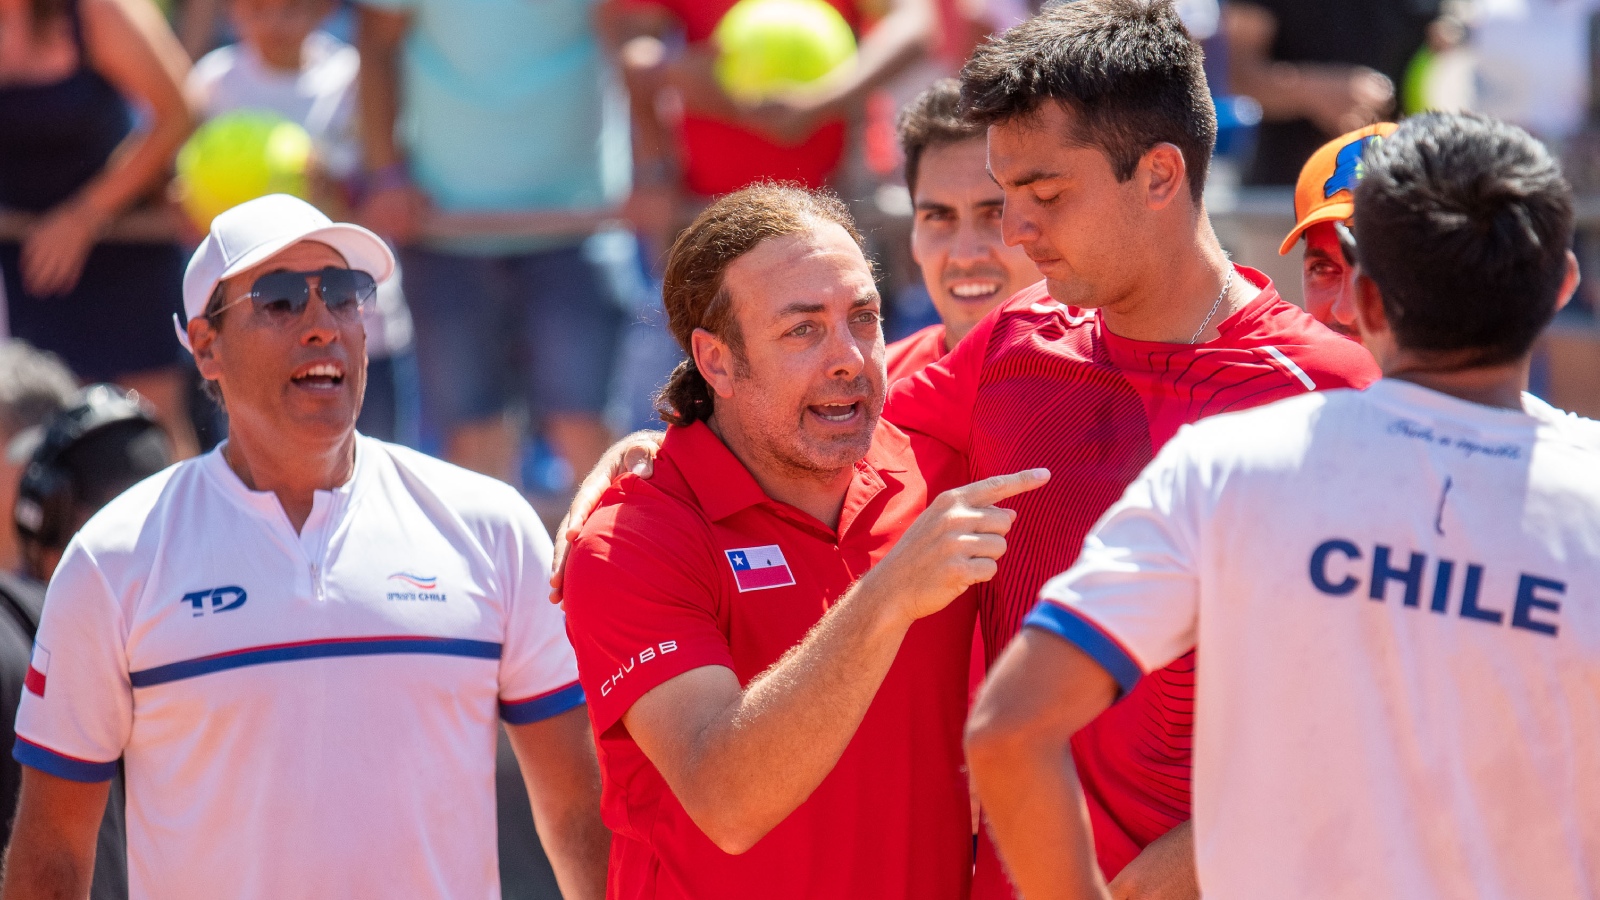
[{"xmin": 1280, "ymin": 122, "xmax": 1398, "ymax": 339}]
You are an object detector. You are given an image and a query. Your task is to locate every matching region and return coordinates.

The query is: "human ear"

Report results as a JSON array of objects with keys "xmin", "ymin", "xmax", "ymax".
[
  {"xmin": 692, "ymin": 328, "xmax": 738, "ymax": 399},
  {"xmin": 1352, "ymin": 271, "xmax": 1389, "ymax": 343},
  {"xmin": 1555, "ymin": 249, "xmax": 1580, "ymax": 313},
  {"xmin": 190, "ymin": 317, "xmax": 224, "ymax": 382},
  {"xmin": 1140, "ymin": 143, "xmax": 1187, "ymax": 210}
]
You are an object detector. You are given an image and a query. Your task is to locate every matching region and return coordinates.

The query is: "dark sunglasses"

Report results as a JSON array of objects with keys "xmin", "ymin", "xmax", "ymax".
[{"xmin": 210, "ymin": 267, "xmax": 377, "ymax": 324}]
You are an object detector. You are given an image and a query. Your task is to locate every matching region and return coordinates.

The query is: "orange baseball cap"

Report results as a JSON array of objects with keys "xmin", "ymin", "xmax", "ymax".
[{"xmin": 1279, "ymin": 122, "xmax": 1399, "ymax": 256}]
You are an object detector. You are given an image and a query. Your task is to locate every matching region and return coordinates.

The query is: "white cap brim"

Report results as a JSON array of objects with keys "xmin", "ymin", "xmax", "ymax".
[{"xmin": 177, "ymin": 212, "xmax": 395, "ymax": 352}]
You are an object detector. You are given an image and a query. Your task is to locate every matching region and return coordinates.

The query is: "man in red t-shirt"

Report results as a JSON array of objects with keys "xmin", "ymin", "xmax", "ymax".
[
  {"xmin": 886, "ymin": 78, "xmax": 1040, "ymax": 382},
  {"xmin": 562, "ymin": 184, "xmax": 1046, "ymax": 899},
  {"xmin": 899, "ymin": 4, "xmax": 1377, "ymax": 896}
]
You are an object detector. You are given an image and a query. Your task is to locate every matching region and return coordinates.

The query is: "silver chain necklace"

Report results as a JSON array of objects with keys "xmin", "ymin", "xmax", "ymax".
[{"xmin": 1188, "ymin": 264, "xmax": 1234, "ymax": 344}]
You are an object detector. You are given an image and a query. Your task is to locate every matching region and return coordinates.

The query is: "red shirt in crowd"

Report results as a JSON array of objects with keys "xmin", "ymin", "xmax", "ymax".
[
  {"xmin": 563, "ymin": 420, "xmax": 973, "ymax": 900},
  {"xmin": 885, "ymin": 266, "xmax": 1380, "ymax": 895},
  {"xmin": 622, "ymin": 0, "xmax": 860, "ymax": 195},
  {"xmin": 885, "ymin": 323, "xmax": 947, "ymax": 383}
]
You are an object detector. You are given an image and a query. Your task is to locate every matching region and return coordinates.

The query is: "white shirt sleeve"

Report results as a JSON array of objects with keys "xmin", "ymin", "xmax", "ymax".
[
  {"xmin": 494, "ymin": 500, "xmax": 583, "ymax": 724},
  {"xmin": 1029, "ymin": 429, "xmax": 1206, "ymax": 695},
  {"xmin": 13, "ymin": 541, "xmax": 132, "ymax": 782}
]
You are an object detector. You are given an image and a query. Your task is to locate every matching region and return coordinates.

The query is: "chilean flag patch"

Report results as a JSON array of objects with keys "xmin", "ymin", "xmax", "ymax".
[
  {"xmin": 725, "ymin": 545, "xmax": 796, "ymax": 592},
  {"xmin": 25, "ymin": 644, "xmax": 49, "ymax": 697}
]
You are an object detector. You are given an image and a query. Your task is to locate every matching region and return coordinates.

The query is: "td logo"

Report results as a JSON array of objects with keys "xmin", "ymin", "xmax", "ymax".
[{"xmin": 182, "ymin": 586, "xmax": 248, "ymax": 617}]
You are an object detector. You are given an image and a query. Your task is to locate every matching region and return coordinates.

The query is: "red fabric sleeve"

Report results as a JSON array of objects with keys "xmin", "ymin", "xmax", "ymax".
[{"xmin": 563, "ymin": 481, "xmax": 735, "ymax": 734}]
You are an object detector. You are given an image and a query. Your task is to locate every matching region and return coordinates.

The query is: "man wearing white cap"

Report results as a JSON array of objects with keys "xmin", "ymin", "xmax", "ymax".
[{"xmin": 0, "ymin": 195, "xmax": 609, "ymax": 900}]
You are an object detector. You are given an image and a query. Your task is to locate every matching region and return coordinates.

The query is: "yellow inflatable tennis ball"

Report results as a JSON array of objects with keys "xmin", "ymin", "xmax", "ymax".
[
  {"xmin": 177, "ymin": 111, "xmax": 313, "ymax": 232},
  {"xmin": 714, "ymin": 0, "xmax": 856, "ymax": 104}
]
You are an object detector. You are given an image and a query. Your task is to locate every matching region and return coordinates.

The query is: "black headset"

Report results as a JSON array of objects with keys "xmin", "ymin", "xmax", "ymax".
[{"xmin": 13, "ymin": 384, "xmax": 161, "ymax": 550}]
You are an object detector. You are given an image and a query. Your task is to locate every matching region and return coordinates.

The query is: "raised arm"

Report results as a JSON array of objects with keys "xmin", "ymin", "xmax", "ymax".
[
  {"xmin": 611, "ymin": 470, "xmax": 1047, "ymax": 853},
  {"xmin": 1, "ymin": 769, "xmax": 113, "ymax": 900},
  {"xmin": 1221, "ymin": 2, "xmax": 1394, "ymax": 137},
  {"xmin": 747, "ymin": 0, "xmax": 937, "ymax": 144},
  {"xmin": 505, "ymin": 709, "xmax": 611, "ymax": 900},
  {"xmin": 355, "ymin": 4, "xmax": 429, "ymax": 243}
]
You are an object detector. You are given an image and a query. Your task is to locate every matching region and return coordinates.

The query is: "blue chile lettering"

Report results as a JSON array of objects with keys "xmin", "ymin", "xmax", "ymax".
[{"xmin": 1308, "ymin": 539, "xmax": 1562, "ymax": 637}]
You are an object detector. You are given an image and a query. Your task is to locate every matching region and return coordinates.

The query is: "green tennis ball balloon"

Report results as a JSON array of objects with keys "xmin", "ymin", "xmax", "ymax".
[
  {"xmin": 714, "ymin": 0, "xmax": 856, "ymax": 104},
  {"xmin": 177, "ymin": 111, "xmax": 313, "ymax": 232}
]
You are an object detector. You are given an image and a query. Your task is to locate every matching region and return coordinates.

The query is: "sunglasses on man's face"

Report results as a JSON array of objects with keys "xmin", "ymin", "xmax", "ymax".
[{"xmin": 211, "ymin": 267, "xmax": 378, "ymax": 325}]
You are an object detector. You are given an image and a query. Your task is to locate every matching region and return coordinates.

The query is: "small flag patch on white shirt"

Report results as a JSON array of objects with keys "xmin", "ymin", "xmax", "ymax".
[
  {"xmin": 25, "ymin": 644, "xmax": 49, "ymax": 697},
  {"xmin": 725, "ymin": 545, "xmax": 796, "ymax": 592}
]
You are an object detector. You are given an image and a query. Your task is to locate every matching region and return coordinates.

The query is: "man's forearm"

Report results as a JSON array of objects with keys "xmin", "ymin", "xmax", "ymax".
[
  {"xmin": 971, "ymin": 738, "xmax": 1108, "ymax": 900},
  {"xmin": 967, "ymin": 630, "xmax": 1120, "ymax": 900},
  {"xmin": 650, "ymin": 574, "xmax": 912, "ymax": 852},
  {"xmin": 355, "ymin": 16, "xmax": 406, "ymax": 172},
  {"xmin": 538, "ymin": 799, "xmax": 611, "ymax": 900},
  {"xmin": 0, "ymin": 842, "xmax": 92, "ymax": 900},
  {"xmin": 507, "ymin": 711, "xmax": 611, "ymax": 900},
  {"xmin": 1, "ymin": 771, "xmax": 111, "ymax": 900}
]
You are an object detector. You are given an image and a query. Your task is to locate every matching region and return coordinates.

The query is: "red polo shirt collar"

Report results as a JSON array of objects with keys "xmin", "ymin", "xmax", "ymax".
[{"xmin": 663, "ymin": 417, "xmax": 912, "ymax": 539}]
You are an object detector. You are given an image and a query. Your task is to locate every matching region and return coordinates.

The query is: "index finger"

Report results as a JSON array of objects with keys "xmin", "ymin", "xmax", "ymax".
[{"xmin": 955, "ymin": 468, "xmax": 1051, "ymax": 507}]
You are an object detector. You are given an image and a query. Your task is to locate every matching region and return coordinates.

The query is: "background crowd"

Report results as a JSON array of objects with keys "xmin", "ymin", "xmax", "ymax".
[{"xmin": 1, "ymin": 0, "xmax": 1598, "ymax": 896}]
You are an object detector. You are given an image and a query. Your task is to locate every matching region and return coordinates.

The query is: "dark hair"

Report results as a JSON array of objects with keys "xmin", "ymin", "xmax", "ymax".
[
  {"xmin": 1354, "ymin": 112, "xmax": 1574, "ymax": 367},
  {"xmin": 58, "ymin": 421, "xmax": 171, "ymax": 521},
  {"xmin": 657, "ymin": 183, "xmax": 865, "ymax": 426},
  {"xmin": 898, "ymin": 78, "xmax": 984, "ymax": 196},
  {"xmin": 959, "ymin": 0, "xmax": 1216, "ymax": 203},
  {"xmin": 0, "ymin": 340, "xmax": 77, "ymax": 439}
]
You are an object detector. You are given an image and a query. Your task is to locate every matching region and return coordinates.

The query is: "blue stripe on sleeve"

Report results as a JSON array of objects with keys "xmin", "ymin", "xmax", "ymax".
[
  {"xmin": 1024, "ymin": 602, "xmax": 1145, "ymax": 697},
  {"xmin": 13, "ymin": 738, "xmax": 118, "ymax": 783},
  {"xmin": 500, "ymin": 682, "xmax": 586, "ymax": 724}
]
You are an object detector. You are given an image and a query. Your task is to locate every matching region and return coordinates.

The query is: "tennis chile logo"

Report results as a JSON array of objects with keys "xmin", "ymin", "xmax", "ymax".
[
  {"xmin": 725, "ymin": 545, "xmax": 796, "ymax": 592},
  {"xmin": 182, "ymin": 585, "xmax": 248, "ymax": 617},
  {"xmin": 387, "ymin": 573, "xmax": 446, "ymax": 602}
]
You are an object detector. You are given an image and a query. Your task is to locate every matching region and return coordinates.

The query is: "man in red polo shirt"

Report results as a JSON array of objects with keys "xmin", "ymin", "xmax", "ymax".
[
  {"xmin": 887, "ymin": 77, "xmax": 1040, "ymax": 382},
  {"xmin": 556, "ymin": 4, "xmax": 1377, "ymax": 896},
  {"xmin": 562, "ymin": 183, "xmax": 1046, "ymax": 899}
]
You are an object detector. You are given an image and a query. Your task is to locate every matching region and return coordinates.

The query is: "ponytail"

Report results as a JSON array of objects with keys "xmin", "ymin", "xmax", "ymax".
[{"xmin": 656, "ymin": 357, "xmax": 717, "ymax": 426}]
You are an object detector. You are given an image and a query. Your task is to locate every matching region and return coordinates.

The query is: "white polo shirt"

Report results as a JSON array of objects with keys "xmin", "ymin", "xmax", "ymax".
[
  {"xmin": 15, "ymin": 436, "xmax": 582, "ymax": 900},
  {"xmin": 1030, "ymin": 380, "xmax": 1600, "ymax": 899}
]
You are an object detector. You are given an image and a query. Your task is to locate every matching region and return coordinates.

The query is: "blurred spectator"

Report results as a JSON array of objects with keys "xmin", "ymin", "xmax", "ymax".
[
  {"xmin": 0, "ymin": 0, "xmax": 199, "ymax": 457},
  {"xmin": 2, "ymin": 383, "xmax": 172, "ymax": 900},
  {"xmin": 1471, "ymin": 0, "xmax": 1600, "ymax": 144},
  {"xmin": 12, "ymin": 384, "xmax": 170, "ymax": 587},
  {"xmin": 187, "ymin": 0, "xmax": 419, "ymax": 445},
  {"xmin": 354, "ymin": 0, "xmax": 638, "ymax": 487},
  {"xmin": 0, "ymin": 341, "xmax": 77, "ymax": 574},
  {"xmin": 1222, "ymin": 0, "xmax": 1439, "ymax": 185},
  {"xmin": 611, "ymin": 0, "xmax": 936, "ymax": 226}
]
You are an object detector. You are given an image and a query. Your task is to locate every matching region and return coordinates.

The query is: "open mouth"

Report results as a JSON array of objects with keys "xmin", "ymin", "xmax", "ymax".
[
  {"xmin": 948, "ymin": 280, "xmax": 1003, "ymax": 302},
  {"xmin": 807, "ymin": 401, "xmax": 863, "ymax": 425},
  {"xmin": 290, "ymin": 361, "xmax": 346, "ymax": 391}
]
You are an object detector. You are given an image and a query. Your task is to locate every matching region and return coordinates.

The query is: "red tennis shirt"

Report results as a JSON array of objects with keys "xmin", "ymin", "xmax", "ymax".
[
  {"xmin": 885, "ymin": 266, "xmax": 1380, "ymax": 895},
  {"xmin": 885, "ymin": 323, "xmax": 947, "ymax": 383},
  {"xmin": 563, "ymin": 419, "xmax": 973, "ymax": 900}
]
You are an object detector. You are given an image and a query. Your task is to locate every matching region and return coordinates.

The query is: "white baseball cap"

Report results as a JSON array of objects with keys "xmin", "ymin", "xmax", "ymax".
[{"xmin": 176, "ymin": 194, "xmax": 396, "ymax": 351}]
